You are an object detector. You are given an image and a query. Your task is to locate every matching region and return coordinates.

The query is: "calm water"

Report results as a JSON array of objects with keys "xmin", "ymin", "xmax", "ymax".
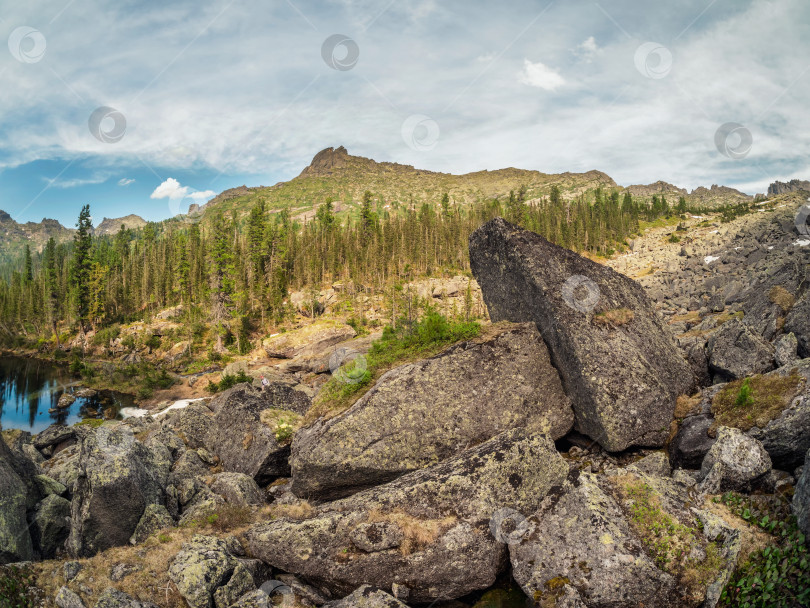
[{"xmin": 0, "ymin": 356, "xmax": 135, "ymax": 434}]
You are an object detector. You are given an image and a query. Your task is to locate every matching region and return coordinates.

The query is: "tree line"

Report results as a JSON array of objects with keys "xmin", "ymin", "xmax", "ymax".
[{"xmin": 0, "ymin": 187, "xmax": 701, "ymax": 347}]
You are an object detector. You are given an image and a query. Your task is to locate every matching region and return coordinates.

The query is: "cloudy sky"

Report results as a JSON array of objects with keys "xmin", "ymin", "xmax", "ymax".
[{"xmin": 1, "ymin": 0, "xmax": 808, "ymax": 227}]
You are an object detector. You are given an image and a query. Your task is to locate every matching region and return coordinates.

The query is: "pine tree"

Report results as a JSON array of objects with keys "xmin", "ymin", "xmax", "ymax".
[{"xmin": 72, "ymin": 205, "xmax": 93, "ymax": 334}]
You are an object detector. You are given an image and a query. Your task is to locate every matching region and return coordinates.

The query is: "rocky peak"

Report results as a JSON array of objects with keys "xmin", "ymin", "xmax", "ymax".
[
  {"xmin": 768, "ymin": 178, "xmax": 810, "ymax": 196},
  {"xmin": 298, "ymin": 146, "xmax": 350, "ymax": 177}
]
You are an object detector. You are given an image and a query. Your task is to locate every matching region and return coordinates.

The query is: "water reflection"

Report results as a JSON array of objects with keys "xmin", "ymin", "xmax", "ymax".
[{"xmin": 0, "ymin": 357, "xmax": 135, "ymax": 434}]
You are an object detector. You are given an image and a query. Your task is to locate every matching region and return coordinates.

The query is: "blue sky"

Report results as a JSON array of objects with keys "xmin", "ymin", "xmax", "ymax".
[{"xmin": 0, "ymin": 0, "xmax": 808, "ymax": 228}]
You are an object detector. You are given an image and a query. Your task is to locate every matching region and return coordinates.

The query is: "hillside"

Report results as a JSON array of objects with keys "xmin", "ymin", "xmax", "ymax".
[
  {"xmin": 0, "ymin": 210, "xmax": 73, "ymax": 258},
  {"xmin": 94, "ymin": 214, "xmax": 147, "ymax": 236}
]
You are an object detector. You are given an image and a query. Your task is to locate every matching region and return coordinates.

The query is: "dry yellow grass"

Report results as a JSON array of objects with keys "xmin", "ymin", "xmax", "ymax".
[
  {"xmin": 593, "ymin": 308, "xmax": 635, "ymax": 327},
  {"xmin": 267, "ymin": 501, "xmax": 315, "ymax": 521},
  {"xmin": 768, "ymin": 286, "xmax": 795, "ymax": 313},
  {"xmin": 711, "ymin": 370, "xmax": 804, "ymax": 433},
  {"xmin": 365, "ymin": 508, "xmax": 457, "ymax": 555},
  {"xmin": 674, "ymin": 394, "xmax": 702, "ymax": 419}
]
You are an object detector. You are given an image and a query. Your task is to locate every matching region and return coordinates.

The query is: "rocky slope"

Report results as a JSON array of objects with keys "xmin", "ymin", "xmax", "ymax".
[{"xmin": 3, "ymin": 197, "xmax": 810, "ymax": 608}]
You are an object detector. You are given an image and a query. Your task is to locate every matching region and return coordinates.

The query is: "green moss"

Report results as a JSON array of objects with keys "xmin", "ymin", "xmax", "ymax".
[{"xmin": 711, "ymin": 370, "xmax": 804, "ymax": 433}]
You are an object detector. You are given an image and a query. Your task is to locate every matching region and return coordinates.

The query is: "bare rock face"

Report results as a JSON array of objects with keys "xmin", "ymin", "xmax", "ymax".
[
  {"xmin": 206, "ymin": 383, "xmax": 311, "ymax": 484},
  {"xmin": 469, "ymin": 218, "xmax": 695, "ymax": 452},
  {"xmin": 262, "ymin": 320, "xmax": 356, "ymax": 360},
  {"xmin": 0, "ymin": 435, "xmax": 33, "ymax": 563},
  {"xmin": 291, "ymin": 322, "xmax": 574, "ymax": 500},
  {"xmin": 323, "ymin": 585, "xmax": 409, "ymax": 608},
  {"xmin": 698, "ymin": 427, "xmax": 772, "ymax": 494},
  {"xmin": 708, "ymin": 318, "xmax": 774, "ymax": 381},
  {"xmin": 247, "ymin": 429, "xmax": 568, "ymax": 603},
  {"xmin": 793, "ymin": 449, "xmax": 810, "ymax": 537}
]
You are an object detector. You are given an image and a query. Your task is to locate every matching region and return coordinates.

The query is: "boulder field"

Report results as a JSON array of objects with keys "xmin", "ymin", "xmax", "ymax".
[{"xmin": 1, "ymin": 216, "xmax": 809, "ymax": 608}]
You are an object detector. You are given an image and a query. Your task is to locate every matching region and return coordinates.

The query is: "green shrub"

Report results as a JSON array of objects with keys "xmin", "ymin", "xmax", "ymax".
[
  {"xmin": 736, "ymin": 378, "xmax": 753, "ymax": 408},
  {"xmin": 92, "ymin": 324, "xmax": 120, "ymax": 346},
  {"xmin": 206, "ymin": 370, "xmax": 252, "ymax": 393},
  {"xmin": 0, "ymin": 566, "xmax": 36, "ymax": 608},
  {"xmin": 144, "ymin": 333, "xmax": 162, "ymax": 350},
  {"xmin": 718, "ymin": 492, "xmax": 810, "ymax": 607}
]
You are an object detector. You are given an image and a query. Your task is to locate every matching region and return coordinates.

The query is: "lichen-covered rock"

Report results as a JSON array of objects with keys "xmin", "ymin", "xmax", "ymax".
[
  {"xmin": 212, "ymin": 562, "xmax": 255, "ymax": 608},
  {"xmin": 0, "ymin": 435, "xmax": 33, "ymax": 563},
  {"xmin": 774, "ymin": 333, "xmax": 799, "ymax": 367},
  {"xmin": 469, "ymin": 218, "xmax": 695, "ymax": 452},
  {"xmin": 93, "ymin": 587, "xmax": 159, "ymax": 608},
  {"xmin": 169, "ymin": 535, "xmax": 242, "ymax": 608},
  {"xmin": 247, "ymin": 429, "xmax": 568, "ymax": 603},
  {"xmin": 158, "ymin": 402, "xmax": 214, "ymax": 450},
  {"xmin": 129, "ymin": 504, "xmax": 174, "ymax": 545},
  {"xmin": 668, "ymin": 414, "xmax": 717, "ymax": 470},
  {"xmin": 55, "ymin": 587, "xmax": 86, "ymax": 608},
  {"xmin": 510, "ymin": 472, "xmax": 676, "ymax": 607},
  {"xmin": 31, "ymin": 494, "xmax": 71, "ymax": 558},
  {"xmin": 323, "ymin": 585, "xmax": 409, "ymax": 608},
  {"xmin": 262, "ymin": 320, "xmax": 356, "ymax": 359},
  {"xmin": 206, "ymin": 383, "xmax": 311, "ymax": 484},
  {"xmin": 210, "ymin": 472, "xmax": 264, "ymax": 506},
  {"xmin": 708, "ymin": 318, "xmax": 774, "ymax": 381},
  {"xmin": 784, "ymin": 291, "xmax": 810, "ymax": 357},
  {"xmin": 699, "ymin": 427, "xmax": 772, "ymax": 493},
  {"xmin": 292, "ymin": 322, "xmax": 573, "ymax": 499},
  {"xmin": 68, "ymin": 424, "xmax": 170, "ymax": 557},
  {"xmin": 792, "ymin": 449, "xmax": 810, "ymax": 537}
]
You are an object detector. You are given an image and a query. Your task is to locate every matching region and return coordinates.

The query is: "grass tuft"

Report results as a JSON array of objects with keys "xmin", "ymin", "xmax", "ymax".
[{"xmin": 711, "ymin": 370, "xmax": 804, "ymax": 433}]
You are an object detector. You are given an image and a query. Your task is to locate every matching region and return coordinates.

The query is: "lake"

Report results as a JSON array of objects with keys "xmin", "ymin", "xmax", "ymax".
[{"xmin": 0, "ymin": 356, "xmax": 136, "ymax": 434}]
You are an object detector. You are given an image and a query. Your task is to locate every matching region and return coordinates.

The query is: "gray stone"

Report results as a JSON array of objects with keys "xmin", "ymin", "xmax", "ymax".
[
  {"xmin": 93, "ymin": 587, "xmax": 159, "ymax": 608},
  {"xmin": 785, "ymin": 292, "xmax": 810, "ymax": 357},
  {"xmin": 291, "ymin": 322, "xmax": 573, "ymax": 500},
  {"xmin": 668, "ymin": 414, "xmax": 716, "ymax": 470},
  {"xmin": 169, "ymin": 535, "xmax": 241, "ymax": 608},
  {"xmin": 699, "ymin": 427, "xmax": 772, "ymax": 493},
  {"xmin": 468, "ymin": 218, "xmax": 695, "ymax": 452},
  {"xmin": 0, "ymin": 435, "xmax": 33, "ymax": 563},
  {"xmin": 210, "ymin": 472, "xmax": 264, "ymax": 506},
  {"xmin": 130, "ymin": 504, "xmax": 174, "ymax": 545},
  {"xmin": 708, "ymin": 318, "xmax": 774, "ymax": 381},
  {"xmin": 775, "ymin": 333, "xmax": 799, "ymax": 367},
  {"xmin": 793, "ymin": 449, "xmax": 810, "ymax": 538},
  {"xmin": 32, "ymin": 494, "xmax": 71, "ymax": 559},
  {"xmin": 247, "ymin": 429, "xmax": 567, "ymax": 603},
  {"xmin": 323, "ymin": 586, "xmax": 409, "ymax": 608},
  {"xmin": 56, "ymin": 587, "xmax": 86, "ymax": 608}
]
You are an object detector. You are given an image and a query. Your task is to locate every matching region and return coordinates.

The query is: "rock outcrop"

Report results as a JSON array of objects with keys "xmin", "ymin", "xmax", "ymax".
[
  {"xmin": 469, "ymin": 218, "xmax": 695, "ymax": 451},
  {"xmin": 0, "ymin": 435, "xmax": 33, "ymax": 563},
  {"xmin": 248, "ymin": 429, "xmax": 568, "ymax": 603},
  {"xmin": 291, "ymin": 322, "xmax": 573, "ymax": 499},
  {"xmin": 206, "ymin": 383, "xmax": 311, "ymax": 484}
]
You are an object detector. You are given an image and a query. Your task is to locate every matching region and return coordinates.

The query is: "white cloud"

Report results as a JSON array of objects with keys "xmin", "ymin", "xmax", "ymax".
[
  {"xmin": 118, "ymin": 178, "xmax": 135, "ymax": 186},
  {"xmin": 150, "ymin": 178, "xmax": 187, "ymax": 200},
  {"xmin": 150, "ymin": 178, "xmax": 214, "ymax": 202},
  {"xmin": 519, "ymin": 59, "xmax": 565, "ymax": 91},
  {"xmin": 574, "ymin": 36, "xmax": 601, "ymax": 62},
  {"xmin": 43, "ymin": 176, "xmax": 106, "ymax": 189},
  {"xmin": 188, "ymin": 190, "xmax": 215, "ymax": 201}
]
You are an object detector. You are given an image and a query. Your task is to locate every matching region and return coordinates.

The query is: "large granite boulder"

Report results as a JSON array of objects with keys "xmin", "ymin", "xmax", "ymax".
[
  {"xmin": 291, "ymin": 322, "xmax": 573, "ymax": 499},
  {"xmin": 206, "ymin": 383, "xmax": 311, "ymax": 484},
  {"xmin": 708, "ymin": 318, "xmax": 774, "ymax": 381},
  {"xmin": 668, "ymin": 414, "xmax": 717, "ymax": 470},
  {"xmin": 785, "ymin": 291, "xmax": 810, "ymax": 358},
  {"xmin": 169, "ymin": 535, "xmax": 254, "ymax": 608},
  {"xmin": 469, "ymin": 218, "xmax": 695, "ymax": 452},
  {"xmin": 247, "ymin": 429, "xmax": 568, "ymax": 603},
  {"xmin": 323, "ymin": 586, "xmax": 408, "ymax": 608},
  {"xmin": 67, "ymin": 424, "xmax": 170, "ymax": 557},
  {"xmin": 0, "ymin": 435, "xmax": 33, "ymax": 563},
  {"xmin": 698, "ymin": 427, "xmax": 772, "ymax": 494},
  {"xmin": 263, "ymin": 320, "xmax": 356, "ymax": 359},
  {"xmin": 511, "ymin": 468, "xmax": 748, "ymax": 608}
]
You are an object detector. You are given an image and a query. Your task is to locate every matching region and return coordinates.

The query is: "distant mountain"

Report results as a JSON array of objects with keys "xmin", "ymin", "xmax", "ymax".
[
  {"xmin": 0, "ymin": 210, "xmax": 73, "ymax": 259},
  {"xmin": 621, "ymin": 181, "xmax": 751, "ymax": 208},
  {"xmin": 94, "ymin": 214, "xmax": 147, "ymax": 236},
  {"xmin": 768, "ymin": 179, "xmax": 810, "ymax": 196}
]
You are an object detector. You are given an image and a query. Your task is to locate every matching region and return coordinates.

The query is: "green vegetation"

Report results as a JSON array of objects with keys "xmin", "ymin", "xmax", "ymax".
[
  {"xmin": 205, "ymin": 370, "xmax": 252, "ymax": 393},
  {"xmin": 615, "ymin": 477, "xmax": 723, "ymax": 600},
  {"xmin": 717, "ymin": 492, "xmax": 810, "ymax": 607},
  {"xmin": 306, "ymin": 309, "xmax": 480, "ymax": 423},
  {"xmin": 0, "ymin": 183, "xmax": 704, "ymax": 351},
  {"xmin": 0, "ymin": 566, "xmax": 36, "ymax": 608},
  {"xmin": 712, "ymin": 371, "xmax": 804, "ymax": 432},
  {"xmin": 260, "ymin": 408, "xmax": 304, "ymax": 444}
]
